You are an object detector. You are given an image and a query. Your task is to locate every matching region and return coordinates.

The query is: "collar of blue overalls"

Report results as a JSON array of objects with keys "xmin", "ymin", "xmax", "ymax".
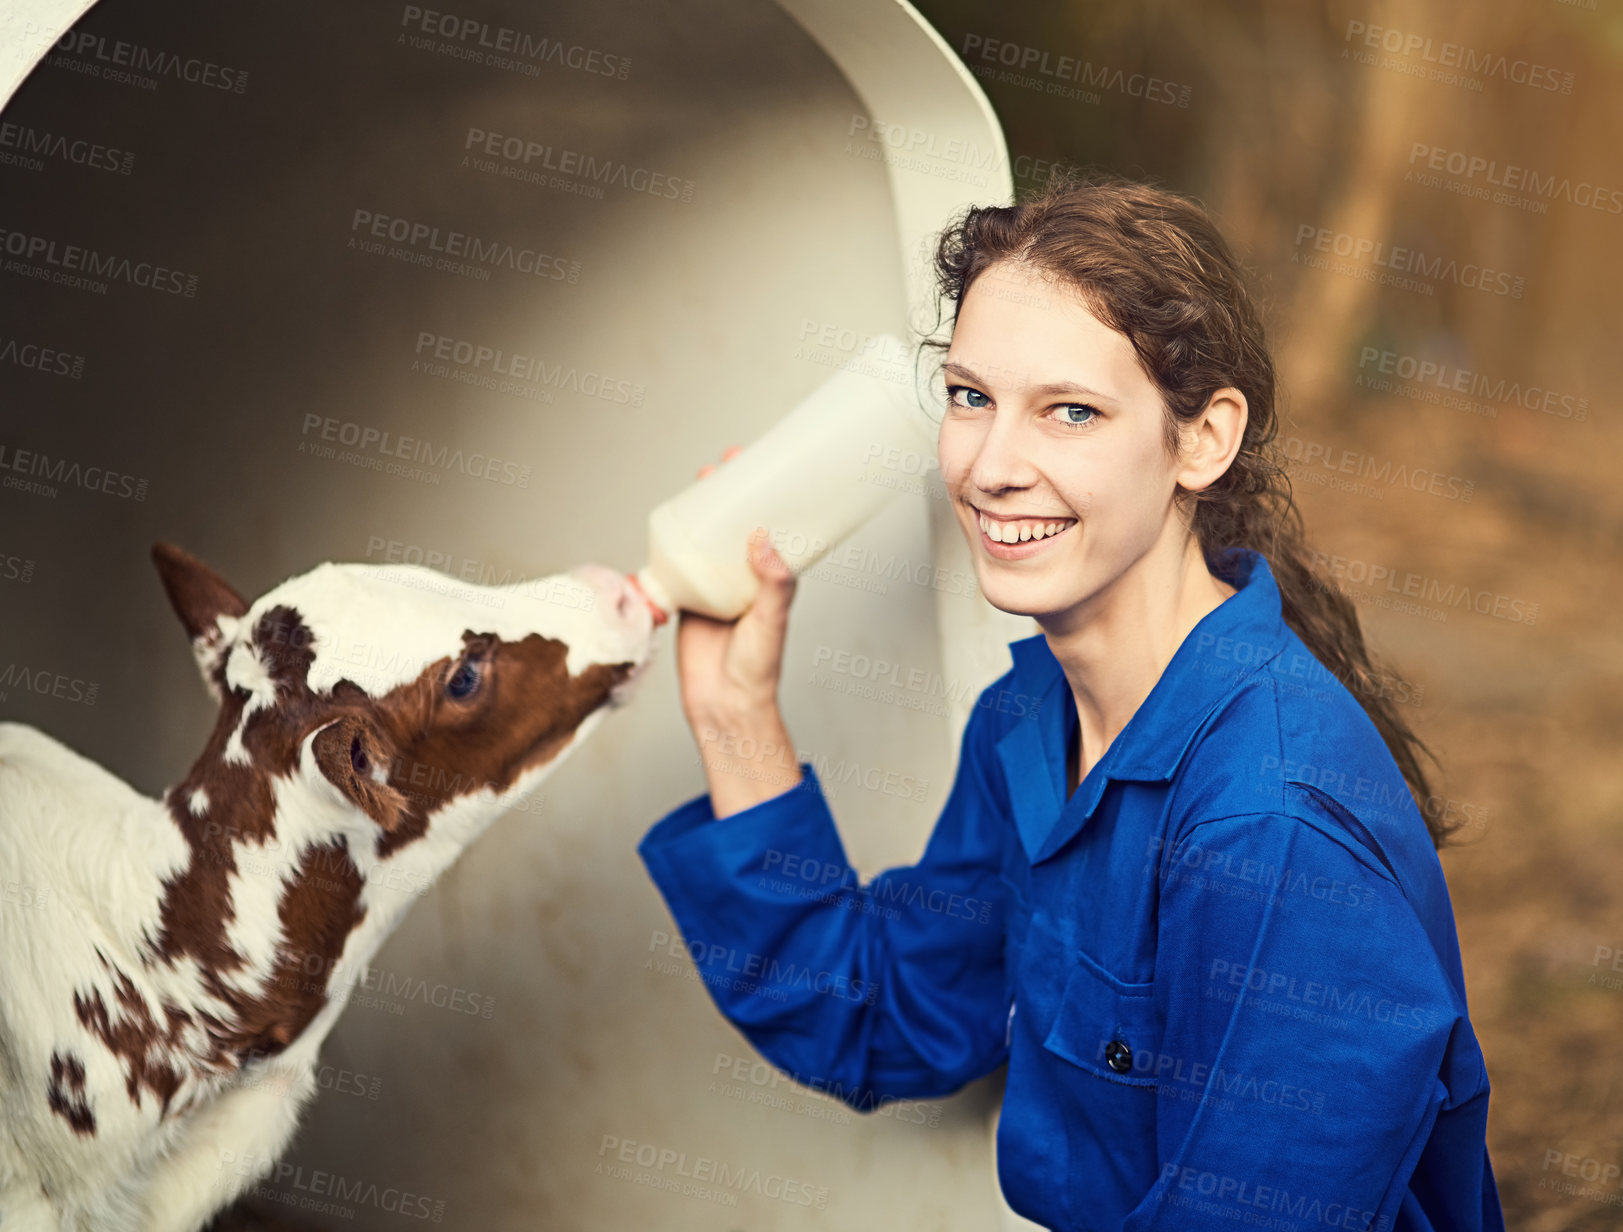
[{"xmin": 997, "ymin": 547, "xmax": 1291, "ymax": 864}]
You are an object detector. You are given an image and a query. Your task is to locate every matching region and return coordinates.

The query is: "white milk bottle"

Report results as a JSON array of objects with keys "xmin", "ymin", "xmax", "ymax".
[{"xmin": 633, "ymin": 337, "xmax": 937, "ymax": 621}]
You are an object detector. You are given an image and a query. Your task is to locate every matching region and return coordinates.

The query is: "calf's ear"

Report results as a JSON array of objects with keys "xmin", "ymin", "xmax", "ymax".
[
  {"xmin": 312, "ymin": 715, "xmax": 407, "ymax": 833},
  {"xmin": 152, "ymin": 544, "xmax": 250, "ymax": 696}
]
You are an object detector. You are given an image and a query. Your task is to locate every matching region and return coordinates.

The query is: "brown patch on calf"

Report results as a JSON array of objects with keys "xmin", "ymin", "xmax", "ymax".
[
  {"xmin": 74, "ymin": 959, "xmax": 189, "ymax": 1115},
  {"xmin": 154, "ymin": 606, "xmax": 320, "ymax": 975},
  {"xmin": 46, "ymin": 1052, "xmax": 96, "ymax": 1135},
  {"xmin": 155, "ymin": 689, "xmax": 277, "ymax": 975},
  {"xmin": 204, "ymin": 842, "xmax": 366, "ymax": 1060},
  {"xmin": 147, "ymin": 606, "xmax": 369, "ymax": 1071},
  {"xmin": 109, "ymin": 844, "xmax": 367, "ymax": 1086},
  {"xmin": 252, "ymin": 606, "xmax": 318, "ymax": 700},
  {"xmin": 370, "ymin": 631, "xmax": 634, "ymax": 857}
]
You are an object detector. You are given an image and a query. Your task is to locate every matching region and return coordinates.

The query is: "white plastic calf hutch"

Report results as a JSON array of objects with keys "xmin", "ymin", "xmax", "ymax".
[{"xmin": 0, "ymin": 0, "xmax": 1039, "ymax": 1227}]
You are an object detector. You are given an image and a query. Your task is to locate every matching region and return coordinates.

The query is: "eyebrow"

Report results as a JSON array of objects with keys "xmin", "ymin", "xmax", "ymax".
[{"xmin": 942, "ymin": 362, "xmax": 1116, "ymax": 404}]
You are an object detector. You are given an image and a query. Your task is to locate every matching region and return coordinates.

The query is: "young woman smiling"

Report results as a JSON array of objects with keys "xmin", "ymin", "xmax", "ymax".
[{"xmin": 638, "ymin": 176, "xmax": 1502, "ymax": 1231}]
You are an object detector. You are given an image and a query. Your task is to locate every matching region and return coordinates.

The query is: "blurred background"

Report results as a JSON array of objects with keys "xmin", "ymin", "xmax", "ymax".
[{"xmin": 1, "ymin": 0, "xmax": 1619, "ymax": 1229}]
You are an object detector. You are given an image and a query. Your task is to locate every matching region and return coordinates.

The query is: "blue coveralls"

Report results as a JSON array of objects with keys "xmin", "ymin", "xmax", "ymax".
[{"xmin": 638, "ymin": 548, "xmax": 1504, "ymax": 1230}]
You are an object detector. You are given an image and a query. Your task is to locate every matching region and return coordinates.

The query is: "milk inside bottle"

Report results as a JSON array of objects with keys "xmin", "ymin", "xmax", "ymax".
[{"xmin": 633, "ymin": 337, "xmax": 937, "ymax": 621}]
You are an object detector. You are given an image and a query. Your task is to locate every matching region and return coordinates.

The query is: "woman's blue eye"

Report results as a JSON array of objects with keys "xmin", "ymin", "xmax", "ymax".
[
  {"xmin": 1054, "ymin": 403, "xmax": 1098, "ymax": 428},
  {"xmin": 947, "ymin": 385, "xmax": 990, "ymax": 409},
  {"xmin": 447, "ymin": 660, "xmax": 481, "ymax": 700}
]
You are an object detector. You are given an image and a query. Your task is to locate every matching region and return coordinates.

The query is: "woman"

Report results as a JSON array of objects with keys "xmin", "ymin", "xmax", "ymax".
[{"xmin": 637, "ymin": 175, "xmax": 1502, "ymax": 1231}]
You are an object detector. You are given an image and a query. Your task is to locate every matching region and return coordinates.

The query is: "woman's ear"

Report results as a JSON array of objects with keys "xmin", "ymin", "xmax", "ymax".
[
  {"xmin": 312, "ymin": 715, "xmax": 406, "ymax": 832},
  {"xmin": 1177, "ymin": 387, "xmax": 1249, "ymax": 493}
]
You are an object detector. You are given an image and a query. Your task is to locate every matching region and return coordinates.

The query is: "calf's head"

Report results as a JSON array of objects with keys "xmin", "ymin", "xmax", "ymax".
[{"xmin": 147, "ymin": 544, "xmax": 657, "ymax": 1058}]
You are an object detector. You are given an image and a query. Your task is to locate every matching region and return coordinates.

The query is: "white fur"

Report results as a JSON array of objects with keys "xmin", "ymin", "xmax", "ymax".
[{"xmin": 0, "ymin": 560, "xmax": 653, "ymax": 1231}]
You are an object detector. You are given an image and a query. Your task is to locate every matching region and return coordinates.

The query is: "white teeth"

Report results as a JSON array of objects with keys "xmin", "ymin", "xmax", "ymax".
[{"xmin": 978, "ymin": 513, "xmax": 1076, "ymax": 544}]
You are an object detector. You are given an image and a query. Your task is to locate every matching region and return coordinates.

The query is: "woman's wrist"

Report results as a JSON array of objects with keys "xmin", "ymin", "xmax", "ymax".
[{"xmin": 686, "ymin": 702, "xmax": 804, "ymax": 818}]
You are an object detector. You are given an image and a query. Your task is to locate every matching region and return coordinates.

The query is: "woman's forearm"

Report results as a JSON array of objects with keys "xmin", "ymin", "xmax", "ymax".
[{"xmin": 686, "ymin": 703, "xmax": 804, "ymax": 819}]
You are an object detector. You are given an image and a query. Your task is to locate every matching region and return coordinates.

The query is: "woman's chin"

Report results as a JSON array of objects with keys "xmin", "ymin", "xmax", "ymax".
[{"xmin": 975, "ymin": 577, "xmax": 1054, "ymax": 620}]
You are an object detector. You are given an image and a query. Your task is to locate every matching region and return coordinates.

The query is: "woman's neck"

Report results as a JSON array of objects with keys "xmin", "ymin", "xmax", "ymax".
[{"xmin": 1048, "ymin": 535, "xmax": 1235, "ymax": 794}]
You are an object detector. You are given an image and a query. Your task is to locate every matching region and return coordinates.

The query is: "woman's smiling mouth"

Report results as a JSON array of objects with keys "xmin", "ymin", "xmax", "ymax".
[{"xmin": 971, "ymin": 503, "xmax": 1079, "ymax": 557}]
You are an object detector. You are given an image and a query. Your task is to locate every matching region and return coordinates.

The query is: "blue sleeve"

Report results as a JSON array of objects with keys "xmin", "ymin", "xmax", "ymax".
[
  {"xmin": 1123, "ymin": 813, "xmax": 1474, "ymax": 1231},
  {"xmin": 636, "ymin": 694, "xmax": 1013, "ymax": 1110}
]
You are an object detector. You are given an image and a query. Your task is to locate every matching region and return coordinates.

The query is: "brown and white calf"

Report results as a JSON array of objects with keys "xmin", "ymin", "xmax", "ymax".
[{"xmin": 0, "ymin": 544, "xmax": 660, "ymax": 1231}]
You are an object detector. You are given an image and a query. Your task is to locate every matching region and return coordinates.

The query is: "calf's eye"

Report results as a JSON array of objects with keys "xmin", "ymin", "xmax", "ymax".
[{"xmin": 447, "ymin": 660, "xmax": 482, "ymax": 700}]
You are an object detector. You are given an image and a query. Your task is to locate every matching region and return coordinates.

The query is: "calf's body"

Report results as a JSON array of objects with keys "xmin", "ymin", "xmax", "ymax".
[{"xmin": 0, "ymin": 547, "xmax": 656, "ymax": 1230}]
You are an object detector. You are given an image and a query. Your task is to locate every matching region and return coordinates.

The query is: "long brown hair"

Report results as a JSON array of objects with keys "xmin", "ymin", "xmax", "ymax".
[{"xmin": 926, "ymin": 171, "xmax": 1455, "ymax": 848}]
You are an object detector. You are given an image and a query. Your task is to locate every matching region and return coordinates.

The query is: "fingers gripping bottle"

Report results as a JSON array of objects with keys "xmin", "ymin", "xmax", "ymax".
[{"xmin": 631, "ymin": 337, "xmax": 936, "ymax": 622}]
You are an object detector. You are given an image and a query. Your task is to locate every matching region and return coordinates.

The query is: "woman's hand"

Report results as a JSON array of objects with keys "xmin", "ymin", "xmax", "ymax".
[
  {"xmin": 675, "ymin": 446, "xmax": 805, "ymax": 816},
  {"xmin": 675, "ymin": 446, "xmax": 800, "ymax": 724}
]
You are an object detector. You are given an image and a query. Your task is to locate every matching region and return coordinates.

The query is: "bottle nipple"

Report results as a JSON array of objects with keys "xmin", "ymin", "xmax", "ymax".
[{"xmin": 630, "ymin": 567, "xmax": 671, "ymax": 625}]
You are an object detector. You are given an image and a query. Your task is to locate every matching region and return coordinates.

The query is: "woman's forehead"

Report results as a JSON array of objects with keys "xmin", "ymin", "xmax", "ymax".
[{"xmin": 948, "ymin": 285, "xmax": 1148, "ymax": 403}]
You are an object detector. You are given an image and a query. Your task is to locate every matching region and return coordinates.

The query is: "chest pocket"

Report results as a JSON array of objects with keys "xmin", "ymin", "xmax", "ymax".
[{"xmin": 1041, "ymin": 948, "xmax": 1161, "ymax": 1088}]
